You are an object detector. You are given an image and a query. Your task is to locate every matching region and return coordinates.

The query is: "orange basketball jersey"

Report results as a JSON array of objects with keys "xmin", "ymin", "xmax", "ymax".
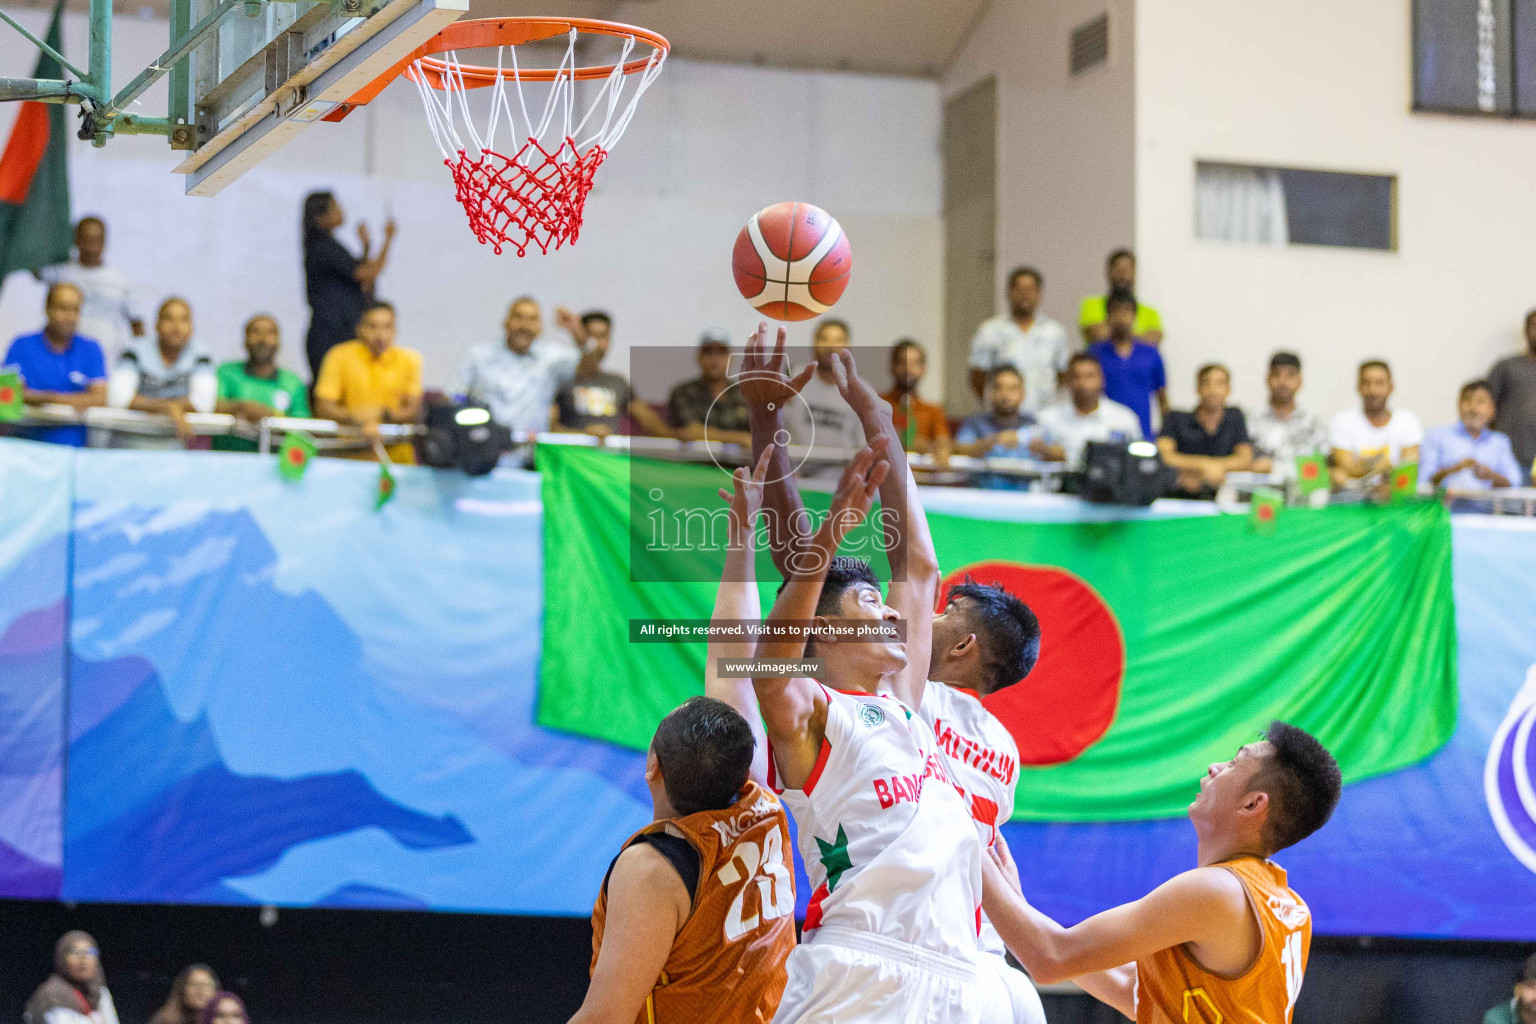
[
  {"xmin": 590, "ymin": 781, "xmax": 796, "ymax": 1024},
  {"xmin": 1134, "ymin": 855, "xmax": 1312, "ymax": 1024}
]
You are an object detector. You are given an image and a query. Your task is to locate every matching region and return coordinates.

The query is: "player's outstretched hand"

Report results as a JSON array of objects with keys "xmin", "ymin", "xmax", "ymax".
[
  {"xmin": 739, "ymin": 321, "xmax": 815, "ymax": 415},
  {"xmin": 827, "ymin": 349, "xmax": 882, "ymax": 421},
  {"xmin": 718, "ymin": 445, "xmax": 774, "ymax": 543},
  {"xmin": 813, "ymin": 440, "xmax": 890, "ymax": 556}
]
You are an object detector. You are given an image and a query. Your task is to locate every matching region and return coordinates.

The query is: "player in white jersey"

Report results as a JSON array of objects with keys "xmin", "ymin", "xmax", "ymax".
[{"xmin": 735, "ymin": 326, "xmax": 985, "ymax": 1023}]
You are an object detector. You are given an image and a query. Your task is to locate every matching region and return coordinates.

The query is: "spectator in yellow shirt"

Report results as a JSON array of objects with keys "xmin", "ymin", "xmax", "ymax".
[
  {"xmin": 1079, "ymin": 248, "xmax": 1163, "ymax": 346},
  {"xmin": 313, "ymin": 300, "xmax": 422, "ymax": 463}
]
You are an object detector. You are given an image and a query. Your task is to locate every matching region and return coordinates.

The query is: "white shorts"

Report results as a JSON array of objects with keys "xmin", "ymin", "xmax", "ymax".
[
  {"xmin": 772, "ymin": 927, "xmax": 981, "ymax": 1024},
  {"xmin": 975, "ymin": 951, "xmax": 1046, "ymax": 1024}
]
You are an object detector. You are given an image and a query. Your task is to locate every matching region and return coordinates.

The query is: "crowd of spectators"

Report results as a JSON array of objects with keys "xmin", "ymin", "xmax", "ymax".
[
  {"xmin": 21, "ymin": 935, "xmax": 248, "ymax": 1024},
  {"xmin": 4, "ymin": 209, "xmax": 1536, "ymax": 501}
]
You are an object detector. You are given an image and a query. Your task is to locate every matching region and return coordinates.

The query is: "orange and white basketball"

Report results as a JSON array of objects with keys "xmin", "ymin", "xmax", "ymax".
[{"xmin": 732, "ymin": 201, "xmax": 853, "ymax": 321}]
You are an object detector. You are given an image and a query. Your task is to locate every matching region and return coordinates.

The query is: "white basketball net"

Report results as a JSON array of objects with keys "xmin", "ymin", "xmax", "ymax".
[{"xmin": 407, "ymin": 29, "xmax": 666, "ymax": 256}]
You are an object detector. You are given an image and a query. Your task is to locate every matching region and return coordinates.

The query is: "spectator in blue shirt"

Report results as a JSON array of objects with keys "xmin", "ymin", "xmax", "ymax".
[
  {"xmin": 3, "ymin": 283, "xmax": 107, "ymax": 446},
  {"xmin": 954, "ymin": 364, "xmax": 1048, "ymax": 490},
  {"xmin": 1088, "ymin": 289, "xmax": 1167, "ymax": 438},
  {"xmin": 1422, "ymin": 380, "xmax": 1522, "ymax": 497}
]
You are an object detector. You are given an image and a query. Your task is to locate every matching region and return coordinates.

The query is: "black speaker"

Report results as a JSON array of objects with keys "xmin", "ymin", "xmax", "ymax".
[
  {"xmin": 421, "ymin": 402, "xmax": 511, "ymax": 477},
  {"xmin": 1082, "ymin": 440, "xmax": 1174, "ymax": 506}
]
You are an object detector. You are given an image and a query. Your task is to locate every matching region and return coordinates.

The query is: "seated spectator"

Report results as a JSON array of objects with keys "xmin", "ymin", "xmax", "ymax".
[
  {"xmin": 954, "ymin": 365, "xmax": 1046, "ymax": 490},
  {"xmin": 1249, "ymin": 351, "xmax": 1328, "ymax": 479},
  {"xmin": 1088, "ymin": 289, "xmax": 1166, "ymax": 439},
  {"xmin": 1484, "ymin": 953, "xmax": 1536, "ymax": 1024},
  {"xmin": 882, "ymin": 339, "xmax": 951, "ymax": 460},
  {"xmin": 24, "ymin": 931, "xmax": 119, "ymax": 1024},
  {"xmin": 459, "ymin": 296, "xmax": 583, "ymax": 435},
  {"xmin": 40, "ymin": 216, "xmax": 144, "ymax": 354},
  {"xmin": 149, "ymin": 965, "xmax": 219, "ymax": 1024},
  {"xmin": 107, "ymin": 297, "xmax": 217, "ymax": 447},
  {"xmin": 1489, "ymin": 309, "xmax": 1536, "ymax": 474},
  {"xmin": 1156, "ymin": 364, "xmax": 1253, "ymax": 498},
  {"xmin": 213, "ymin": 316, "xmax": 309, "ymax": 452},
  {"xmin": 1035, "ymin": 353, "xmax": 1143, "ymax": 468},
  {"xmin": 1422, "ymin": 380, "xmax": 1521, "ymax": 495},
  {"xmin": 313, "ymin": 300, "xmax": 422, "ymax": 464},
  {"xmin": 197, "ymin": 993, "xmax": 248, "ymax": 1024},
  {"xmin": 668, "ymin": 328, "xmax": 751, "ymax": 446},
  {"xmin": 1329, "ymin": 360, "xmax": 1422, "ymax": 489},
  {"xmin": 1079, "ymin": 248, "xmax": 1163, "ymax": 345},
  {"xmin": 967, "ymin": 266, "xmax": 1070, "ymax": 413},
  {"xmin": 550, "ymin": 310, "xmax": 674, "ymax": 439},
  {"xmin": 3, "ymin": 283, "xmax": 106, "ymax": 446},
  {"xmin": 782, "ymin": 319, "xmax": 866, "ymax": 453}
]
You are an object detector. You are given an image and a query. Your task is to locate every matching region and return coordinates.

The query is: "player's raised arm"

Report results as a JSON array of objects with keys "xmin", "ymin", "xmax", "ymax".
[
  {"xmin": 753, "ymin": 446, "xmax": 889, "ymax": 790},
  {"xmin": 827, "ymin": 349, "xmax": 941, "ymax": 711},
  {"xmin": 980, "ymin": 853, "xmax": 1254, "ymax": 988},
  {"xmin": 706, "ymin": 445, "xmax": 774, "ymax": 787},
  {"xmin": 739, "ymin": 322, "xmax": 817, "ymax": 579}
]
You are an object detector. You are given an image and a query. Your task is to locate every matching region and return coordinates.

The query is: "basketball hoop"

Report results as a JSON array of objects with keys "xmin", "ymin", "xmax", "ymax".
[{"xmin": 343, "ymin": 18, "xmax": 668, "ymax": 256}]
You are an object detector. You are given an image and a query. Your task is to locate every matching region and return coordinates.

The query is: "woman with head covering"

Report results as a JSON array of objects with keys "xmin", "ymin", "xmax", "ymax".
[
  {"xmin": 197, "ymin": 992, "xmax": 249, "ymax": 1024},
  {"xmin": 148, "ymin": 965, "xmax": 220, "ymax": 1024},
  {"xmin": 23, "ymin": 932, "xmax": 120, "ymax": 1024},
  {"xmin": 301, "ymin": 190, "xmax": 395, "ymax": 381}
]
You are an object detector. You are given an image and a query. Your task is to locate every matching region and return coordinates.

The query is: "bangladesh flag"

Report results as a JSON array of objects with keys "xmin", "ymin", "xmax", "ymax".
[
  {"xmin": 1295, "ymin": 453, "xmax": 1328, "ymax": 495},
  {"xmin": 278, "ymin": 431, "xmax": 316, "ymax": 480},
  {"xmin": 0, "ymin": 369, "xmax": 22, "ymax": 421},
  {"xmin": 376, "ymin": 460, "xmax": 396, "ymax": 509},
  {"xmin": 1250, "ymin": 488, "xmax": 1282, "ymax": 534},
  {"xmin": 1392, "ymin": 461, "xmax": 1419, "ymax": 501},
  {"xmin": 0, "ymin": 0, "xmax": 71, "ymax": 286},
  {"xmin": 535, "ymin": 445, "xmax": 1457, "ymax": 821}
]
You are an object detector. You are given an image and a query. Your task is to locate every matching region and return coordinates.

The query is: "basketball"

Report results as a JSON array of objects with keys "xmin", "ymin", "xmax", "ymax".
[{"xmin": 732, "ymin": 201, "xmax": 853, "ymax": 322}]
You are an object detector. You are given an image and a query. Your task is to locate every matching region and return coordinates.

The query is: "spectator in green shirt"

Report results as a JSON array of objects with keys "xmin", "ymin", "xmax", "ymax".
[
  {"xmin": 1485, "ymin": 954, "xmax": 1536, "ymax": 1024},
  {"xmin": 1079, "ymin": 248, "xmax": 1164, "ymax": 346},
  {"xmin": 213, "ymin": 315, "xmax": 310, "ymax": 452}
]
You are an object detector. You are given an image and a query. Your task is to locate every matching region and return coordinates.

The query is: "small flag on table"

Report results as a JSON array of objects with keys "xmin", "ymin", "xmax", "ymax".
[
  {"xmin": 373, "ymin": 439, "xmax": 396, "ymax": 509},
  {"xmin": 278, "ymin": 430, "xmax": 316, "ymax": 481},
  {"xmin": 0, "ymin": 370, "xmax": 23, "ymax": 421},
  {"xmin": 1390, "ymin": 461, "xmax": 1419, "ymax": 501},
  {"xmin": 1295, "ymin": 452, "xmax": 1328, "ymax": 495},
  {"xmin": 1251, "ymin": 487, "xmax": 1283, "ymax": 534}
]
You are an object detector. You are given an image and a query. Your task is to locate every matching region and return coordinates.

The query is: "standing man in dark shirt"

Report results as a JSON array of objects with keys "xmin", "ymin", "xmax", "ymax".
[
  {"xmin": 551, "ymin": 311, "xmax": 677, "ymax": 439},
  {"xmin": 668, "ymin": 328, "xmax": 752, "ymax": 445},
  {"xmin": 1157, "ymin": 363, "xmax": 1253, "ymax": 498},
  {"xmin": 1489, "ymin": 309, "xmax": 1536, "ymax": 476},
  {"xmin": 1089, "ymin": 290, "xmax": 1167, "ymax": 438},
  {"xmin": 301, "ymin": 191, "xmax": 394, "ymax": 380}
]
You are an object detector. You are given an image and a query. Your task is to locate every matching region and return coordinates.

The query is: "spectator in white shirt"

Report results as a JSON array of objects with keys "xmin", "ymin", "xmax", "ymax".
[
  {"xmin": 1249, "ymin": 351, "xmax": 1328, "ymax": 480},
  {"xmin": 967, "ymin": 266, "xmax": 1071, "ymax": 414},
  {"xmin": 1328, "ymin": 359, "xmax": 1422, "ymax": 489},
  {"xmin": 459, "ymin": 296, "xmax": 585, "ymax": 435},
  {"xmin": 24, "ymin": 932, "xmax": 119, "ymax": 1024},
  {"xmin": 1035, "ymin": 353, "xmax": 1143, "ymax": 468},
  {"xmin": 106, "ymin": 297, "xmax": 217, "ymax": 447},
  {"xmin": 782, "ymin": 319, "xmax": 866, "ymax": 454},
  {"xmin": 40, "ymin": 217, "xmax": 144, "ymax": 355}
]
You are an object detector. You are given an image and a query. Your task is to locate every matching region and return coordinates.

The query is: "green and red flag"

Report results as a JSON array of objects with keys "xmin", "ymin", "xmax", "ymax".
[
  {"xmin": 278, "ymin": 431, "xmax": 316, "ymax": 480},
  {"xmin": 534, "ymin": 445, "xmax": 1457, "ymax": 822},
  {"xmin": 0, "ymin": 369, "xmax": 23, "ymax": 421},
  {"xmin": 0, "ymin": 0, "xmax": 71, "ymax": 287},
  {"xmin": 375, "ymin": 460, "xmax": 396, "ymax": 508},
  {"xmin": 1250, "ymin": 487, "xmax": 1282, "ymax": 534},
  {"xmin": 1295, "ymin": 452, "xmax": 1328, "ymax": 495},
  {"xmin": 1391, "ymin": 461, "xmax": 1419, "ymax": 501}
]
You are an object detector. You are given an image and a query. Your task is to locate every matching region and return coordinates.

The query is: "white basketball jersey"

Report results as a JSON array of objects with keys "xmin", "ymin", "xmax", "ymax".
[
  {"xmin": 919, "ymin": 682, "xmax": 1020, "ymax": 956},
  {"xmin": 770, "ymin": 685, "xmax": 983, "ymax": 960}
]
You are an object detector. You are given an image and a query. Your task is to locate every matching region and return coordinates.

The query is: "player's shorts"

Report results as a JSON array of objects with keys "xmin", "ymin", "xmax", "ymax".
[
  {"xmin": 975, "ymin": 951, "xmax": 1046, "ymax": 1024},
  {"xmin": 772, "ymin": 927, "xmax": 981, "ymax": 1024}
]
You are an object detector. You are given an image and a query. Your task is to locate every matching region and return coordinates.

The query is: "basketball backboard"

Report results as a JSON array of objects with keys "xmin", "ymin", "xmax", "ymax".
[{"xmin": 171, "ymin": 0, "xmax": 466, "ymax": 195}]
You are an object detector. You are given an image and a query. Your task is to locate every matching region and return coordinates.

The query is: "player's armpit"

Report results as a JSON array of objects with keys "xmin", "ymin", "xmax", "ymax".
[
  {"xmin": 1071, "ymin": 964, "xmax": 1137, "ymax": 1020},
  {"xmin": 568, "ymin": 844, "xmax": 690, "ymax": 1024}
]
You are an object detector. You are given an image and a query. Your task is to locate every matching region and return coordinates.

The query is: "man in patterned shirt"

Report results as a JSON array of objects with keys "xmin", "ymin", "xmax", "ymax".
[{"xmin": 1249, "ymin": 352, "xmax": 1327, "ymax": 481}]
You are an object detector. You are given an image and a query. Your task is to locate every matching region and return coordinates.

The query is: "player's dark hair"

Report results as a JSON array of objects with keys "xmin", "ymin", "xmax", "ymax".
[
  {"xmin": 944, "ymin": 579, "xmax": 1041, "ymax": 693},
  {"xmin": 1251, "ymin": 721, "xmax": 1342, "ymax": 854},
  {"xmin": 651, "ymin": 697, "xmax": 754, "ymax": 816},
  {"xmin": 1007, "ymin": 266, "xmax": 1043, "ymax": 289},
  {"xmin": 1105, "ymin": 289, "xmax": 1138, "ymax": 314},
  {"xmin": 1460, "ymin": 378, "xmax": 1493, "ymax": 402},
  {"xmin": 815, "ymin": 319, "xmax": 851, "ymax": 342},
  {"xmin": 891, "ymin": 338, "xmax": 925, "ymax": 364},
  {"xmin": 1196, "ymin": 363, "xmax": 1229, "ymax": 386},
  {"xmin": 581, "ymin": 310, "xmax": 612, "ymax": 330},
  {"xmin": 1268, "ymin": 351, "xmax": 1301, "ymax": 373},
  {"xmin": 301, "ymin": 190, "xmax": 335, "ymax": 246},
  {"xmin": 1067, "ymin": 352, "xmax": 1101, "ymax": 372},
  {"xmin": 777, "ymin": 556, "xmax": 881, "ymax": 617},
  {"xmin": 986, "ymin": 364, "xmax": 1023, "ymax": 387},
  {"xmin": 1107, "ymin": 248, "xmax": 1135, "ymax": 268},
  {"xmin": 1358, "ymin": 359, "xmax": 1391, "ymax": 379}
]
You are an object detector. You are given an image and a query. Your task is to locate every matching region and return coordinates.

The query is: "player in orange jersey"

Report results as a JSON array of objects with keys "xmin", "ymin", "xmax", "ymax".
[{"xmin": 981, "ymin": 722, "xmax": 1342, "ymax": 1024}]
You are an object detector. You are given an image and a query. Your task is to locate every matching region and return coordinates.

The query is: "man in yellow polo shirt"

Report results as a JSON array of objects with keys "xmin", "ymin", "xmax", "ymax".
[
  {"xmin": 313, "ymin": 300, "xmax": 422, "ymax": 463},
  {"xmin": 1079, "ymin": 248, "xmax": 1163, "ymax": 346}
]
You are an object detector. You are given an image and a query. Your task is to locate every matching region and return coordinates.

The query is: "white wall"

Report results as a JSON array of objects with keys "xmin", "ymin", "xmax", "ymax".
[
  {"xmin": 0, "ymin": 10, "xmax": 943, "ymax": 402},
  {"xmin": 1136, "ymin": 0, "xmax": 1536, "ymax": 425},
  {"xmin": 943, "ymin": 0, "xmax": 1136, "ymax": 351}
]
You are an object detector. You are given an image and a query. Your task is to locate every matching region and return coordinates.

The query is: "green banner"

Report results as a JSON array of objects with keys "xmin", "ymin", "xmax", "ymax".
[{"xmin": 536, "ymin": 445, "xmax": 1457, "ymax": 821}]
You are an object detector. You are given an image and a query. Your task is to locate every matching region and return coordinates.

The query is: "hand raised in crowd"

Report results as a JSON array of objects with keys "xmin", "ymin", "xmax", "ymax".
[
  {"xmin": 738, "ymin": 321, "xmax": 814, "ymax": 415},
  {"xmin": 554, "ymin": 306, "xmax": 588, "ymax": 345},
  {"xmin": 383, "ymin": 219, "xmax": 397, "ymax": 242},
  {"xmin": 357, "ymin": 221, "xmax": 372, "ymax": 250}
]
